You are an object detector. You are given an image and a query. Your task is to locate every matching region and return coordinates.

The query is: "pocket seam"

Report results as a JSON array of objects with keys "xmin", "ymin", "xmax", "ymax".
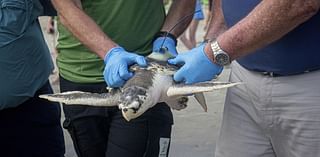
[{"xmin": 1, "ymin": 1, "xmax": 27, "ymax": 10}]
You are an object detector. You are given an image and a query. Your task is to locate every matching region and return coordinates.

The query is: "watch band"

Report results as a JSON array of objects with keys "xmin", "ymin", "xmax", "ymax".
[
  {"xmin": 210, "ymin": 40, "xmax": 231, "ymax": 66},
  {"xmin": 210, "ymin": 40, "xmax": 221, "ymax": 57},
  {"xmin": 154, "ymin": 31, "xmax": 178, "ymax": 46}
]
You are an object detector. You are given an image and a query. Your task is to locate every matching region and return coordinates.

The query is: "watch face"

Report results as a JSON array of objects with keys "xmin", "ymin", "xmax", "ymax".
[{"xmin": 216, "ymin": 53, "xmax": 230, "ymax": 66}]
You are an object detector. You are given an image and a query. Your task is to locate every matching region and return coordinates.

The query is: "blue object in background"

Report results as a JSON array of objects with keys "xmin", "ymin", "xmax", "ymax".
[{"xmin": 193, "ymin": 0, "xmax": 204, "ymax": 20}]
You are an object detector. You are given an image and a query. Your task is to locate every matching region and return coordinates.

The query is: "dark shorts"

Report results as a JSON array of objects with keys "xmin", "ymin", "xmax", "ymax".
[
  {"xmin": 0, "ymin": 81, "xmax": 65, "ymax": 157},
  {"xmin": 60, "ymin": 77, "xmax": 173, "ymax": 157}
]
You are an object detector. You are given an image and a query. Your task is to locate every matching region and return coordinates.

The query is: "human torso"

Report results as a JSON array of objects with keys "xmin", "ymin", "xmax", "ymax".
[
  {"xmin": 222, "ymin": 0, "xmax": 320, "ymax": 75},
  {"xmin": 0, "ymin": 0, "xmax": 53, "ymax": 108},
  {"xmin": 57, "ymin": 0, "xmax": 166, "ymax": 83}
]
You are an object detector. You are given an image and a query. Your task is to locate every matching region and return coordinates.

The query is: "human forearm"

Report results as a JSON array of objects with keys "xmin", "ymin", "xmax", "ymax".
[
  {"xmin": 161, "ymin": 0, "xmax": 196, "ymax": 37},
  {"xmin": 205, "ymin": 0, "xmax": 320, "ymax": 61},
  {"xmin": 52, "ymin": 0, "xmax": 116, "ymax": 59}
]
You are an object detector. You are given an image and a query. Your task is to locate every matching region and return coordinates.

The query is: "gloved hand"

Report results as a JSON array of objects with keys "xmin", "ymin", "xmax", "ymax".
[
  {"xmin": 168, "ymin": 44, "xmax": 223, "ymax": 84},
  {"xmin": 153, "ymin": 36, "xmax": 178, "ymax": 57},
  {"xmin": 103, "ymin": 46, "xmax": 147, "ymax": 88}
]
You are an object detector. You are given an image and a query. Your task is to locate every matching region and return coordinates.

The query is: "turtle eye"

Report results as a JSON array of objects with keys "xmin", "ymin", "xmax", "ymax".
[{"xmin": 136, "ymin": 94, "xmax": 147, "ymax": 104}]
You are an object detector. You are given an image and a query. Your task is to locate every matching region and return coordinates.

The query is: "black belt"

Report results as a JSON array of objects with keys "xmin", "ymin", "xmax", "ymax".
[{"xmin": 260, "ymin": 69, "xmax": 319, "ymax": 77}]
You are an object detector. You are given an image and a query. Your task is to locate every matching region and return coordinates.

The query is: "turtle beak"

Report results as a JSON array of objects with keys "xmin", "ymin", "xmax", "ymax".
[
  {"xmin": 122, "ymin": 112, "xmax": 131, "ymax": 121},
  {"xmin": 121, "ymin": 108, "xmax": 137, "ymax": 122},
  {"xmin": 119, "ymin": 100, "xmax": 144, "ymax": 121}
]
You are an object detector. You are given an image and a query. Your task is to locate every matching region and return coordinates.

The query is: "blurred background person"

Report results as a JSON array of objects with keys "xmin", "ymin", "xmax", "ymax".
[{"xmin": 180, "ymin": 0, "xmax": 205, "ymax": 49}]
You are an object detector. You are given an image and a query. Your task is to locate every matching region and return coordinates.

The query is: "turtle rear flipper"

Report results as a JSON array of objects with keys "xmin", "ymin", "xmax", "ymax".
[
  {"xmin": 194, "ymin": 93, "xmax": 207, "ymax": 112},
  {"xmin": 165, "ymin": 96, "xmax": 188, "ymax": 111},
  {"xmin": 39, "ymin": 91, "xmax": 120, "ymax": 106}
]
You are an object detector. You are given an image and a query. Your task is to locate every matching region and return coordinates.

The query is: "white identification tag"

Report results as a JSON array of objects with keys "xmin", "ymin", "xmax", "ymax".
[{"xmin": 158, "ymin": 138, "xmax": 170, "ymax": 157}]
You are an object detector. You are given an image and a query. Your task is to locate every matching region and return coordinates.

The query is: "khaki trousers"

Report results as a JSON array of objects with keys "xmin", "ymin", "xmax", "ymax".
[{"xmin": 215, "ymin": 62, "xmax": 320, "ymax": 157}]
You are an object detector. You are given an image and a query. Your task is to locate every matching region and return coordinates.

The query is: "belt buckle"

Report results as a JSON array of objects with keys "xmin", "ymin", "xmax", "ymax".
[{"xmin": 262, "ymin": 72, "xmax": 275, "ymax": 77}]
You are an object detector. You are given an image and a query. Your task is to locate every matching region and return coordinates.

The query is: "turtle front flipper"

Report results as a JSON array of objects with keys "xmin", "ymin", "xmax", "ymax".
[
  {"xmin": 39, "ymin": 91, "xmax": 120, "ymax": 107},
  {"xmin": 166, "ymin": 81, "xmax": 243, "ymax": 96},
  {"xmin": 166, "ymin": 81, "xmax": 242, "ymax": 111}
]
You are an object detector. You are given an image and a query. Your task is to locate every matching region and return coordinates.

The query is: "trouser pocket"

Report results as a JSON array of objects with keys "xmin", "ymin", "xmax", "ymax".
[
  {"xmin": 143, "ymin": 121, "xmax": 172, "ymax": 157},
  {"xmin": 0, "ymin": 0, "xmax": 32, "ymax": 46},
  {"xmin": 63, "ymin": 118, "xmax": 84, "ymax": 157},
  {"xmin": 63, "ymin": 117, "xmax": 108, "ymax": 157}
]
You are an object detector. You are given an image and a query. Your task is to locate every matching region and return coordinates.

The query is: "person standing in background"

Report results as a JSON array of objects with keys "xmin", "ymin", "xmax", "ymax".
[
  {"xmin": 0, "ymin": 0, "xmax": 65, "ymax": 156},
  {"xmin": 204, "ymin": 0, "xmax": 214, "ymax": 31},
  {"xmin": 180, "ymin": 0, "xmax": 205, "ymax": 49},
  {"xmin": 45, "ymin": 16, "xmax": 59, "ymax": 84}
]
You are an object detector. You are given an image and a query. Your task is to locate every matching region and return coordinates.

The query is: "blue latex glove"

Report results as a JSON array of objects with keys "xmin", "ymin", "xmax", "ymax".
[
  {"xmin": 153, "ymin": 36, "xmax": 178, "ymax": 57},
  {"xmin": 103, "ymin": 47, "xmax": 147, "ymax": 88},
  {"xmin": 168, "ymin": 44, "xmax": 223, "ymax": 84}
]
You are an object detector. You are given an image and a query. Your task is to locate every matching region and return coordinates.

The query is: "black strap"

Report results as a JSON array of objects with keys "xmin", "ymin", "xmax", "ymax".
[{"xmin": 154, "ymin": 31, "xmax": 178, "ymax": 46}]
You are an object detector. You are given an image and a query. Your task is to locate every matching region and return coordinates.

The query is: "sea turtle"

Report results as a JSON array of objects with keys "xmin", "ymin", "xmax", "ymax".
[{"xmin": 40, "ymin": 51, "xmax": 241, "ymax": 121}]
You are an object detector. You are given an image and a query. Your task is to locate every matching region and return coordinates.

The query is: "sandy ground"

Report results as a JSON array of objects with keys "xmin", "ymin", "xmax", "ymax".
[{"xmin": 40, "ymin": 13, "xmax": 230, "ymax": 157}]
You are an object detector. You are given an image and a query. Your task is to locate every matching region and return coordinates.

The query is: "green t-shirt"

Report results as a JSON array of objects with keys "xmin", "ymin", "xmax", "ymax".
[{"xmin": 57, "ymin": 0, "xmax": 165, "ymax": 83}]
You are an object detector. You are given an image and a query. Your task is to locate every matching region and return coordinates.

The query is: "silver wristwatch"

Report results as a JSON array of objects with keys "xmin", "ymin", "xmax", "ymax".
[{"xmin": 210, "ymin": 40, "xmax": 231, "ymax": 66}]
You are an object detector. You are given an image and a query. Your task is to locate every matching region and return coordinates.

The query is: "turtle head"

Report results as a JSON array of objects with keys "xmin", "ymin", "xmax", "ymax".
[{"xmin": 118, "ymin": 86, "xmax": 149, "ymax": 121}]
